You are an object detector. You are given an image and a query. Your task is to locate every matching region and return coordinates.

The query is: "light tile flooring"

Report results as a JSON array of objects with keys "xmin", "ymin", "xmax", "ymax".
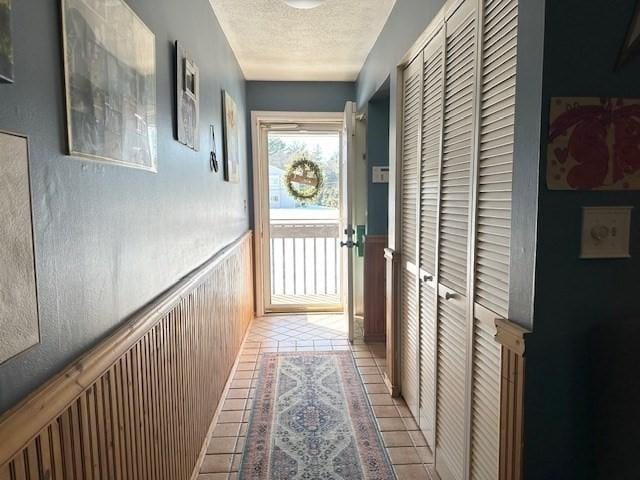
[{"xmin": 197, "ymin": 314, "xmax": 436, "ymax": 480}]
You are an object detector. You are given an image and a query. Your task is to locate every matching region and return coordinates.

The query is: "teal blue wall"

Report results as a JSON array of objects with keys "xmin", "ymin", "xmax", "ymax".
[
  {"xmin": 356, "ymin": 0, "xmax": 445, "ymax": 109},
  {"xmin": 246, "ymin": 81, "xmax": 355, "ymax": 113},
  {"xmin": 366, "ymin": 92, "xmax": 390, "ymax": 235},
  {"xmin": 0, "ymin": 0, "xmax": 248, "ymax": 414},
  {"xmin": 524, "ymin": 1, "xmax": 640, "ymax": 478}
]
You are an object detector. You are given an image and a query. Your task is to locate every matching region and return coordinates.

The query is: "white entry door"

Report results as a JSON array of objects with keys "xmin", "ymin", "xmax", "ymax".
[{"xmin": 340, "ymin": 101, "xmax": 356, "ymax": 342}]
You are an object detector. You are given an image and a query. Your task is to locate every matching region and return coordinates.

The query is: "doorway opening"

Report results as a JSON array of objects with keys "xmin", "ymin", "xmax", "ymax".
[
  {"xmin": 252, "ymin": 110, "xmax": 354, "ymax": 320},
  {"xmin": 267, "ymin": 129, "xmax": 342, "ymax": 310}
]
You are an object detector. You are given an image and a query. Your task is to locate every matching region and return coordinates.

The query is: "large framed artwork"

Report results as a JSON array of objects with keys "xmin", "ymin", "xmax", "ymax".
[
  {"xmin": 0, "ymin": 131, "xmax": 40, "ymax": 365},
  {"xmin": 61, "ymin": 0, "xmax": 158, "ymax": 172},
  {"xmin": 176, "ymin": 41, "xmax": 200, "ymax": 151},
  {"xmin": 222, "ymin": 90, "xmax": 240, "ymax": 183},
  {"xmin": 0, "ymin": 0, "xmax": 13, "ymax": 83},
  {"xmin": 547, "ymin": 97, "xmax": 640, "ymax": 190}
]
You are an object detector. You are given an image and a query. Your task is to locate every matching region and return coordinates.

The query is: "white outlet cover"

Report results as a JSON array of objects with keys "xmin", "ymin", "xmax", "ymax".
[{"xmin": 580, "ymin": 206, "xmax": 633, "ymax": 259}]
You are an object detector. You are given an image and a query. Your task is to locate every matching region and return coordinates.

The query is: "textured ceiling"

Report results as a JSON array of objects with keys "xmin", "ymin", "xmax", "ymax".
[{"xmin": 208, "ymin": 0, "xmax": 397, "ymax": 81}]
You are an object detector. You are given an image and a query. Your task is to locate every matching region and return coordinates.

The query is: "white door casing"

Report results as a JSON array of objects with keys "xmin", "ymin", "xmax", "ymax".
[{"xmin": 341, "ymin": 101, "xmax": 357, "ymax": 342}]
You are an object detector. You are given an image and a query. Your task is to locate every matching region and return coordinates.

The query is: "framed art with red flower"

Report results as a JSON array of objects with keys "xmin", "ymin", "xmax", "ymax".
[{"xmin": 547, "ymin": 97, "xmax": 640, "ymax": 190}]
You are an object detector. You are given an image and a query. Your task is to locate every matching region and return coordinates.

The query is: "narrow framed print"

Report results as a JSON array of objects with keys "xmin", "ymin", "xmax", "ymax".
[{"xmin": 0, "ymin": 131, "xmax": 40, "ymax": 365}]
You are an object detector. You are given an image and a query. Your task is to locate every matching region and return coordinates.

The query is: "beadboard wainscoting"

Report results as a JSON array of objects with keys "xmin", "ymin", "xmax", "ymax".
[
  {"xmin": 363, "ymin": 235, "xmax": 388, "ymax": 343},
  {"xmin": 0, "ymin": 232, "xmax": 254, "ymax": 480}
]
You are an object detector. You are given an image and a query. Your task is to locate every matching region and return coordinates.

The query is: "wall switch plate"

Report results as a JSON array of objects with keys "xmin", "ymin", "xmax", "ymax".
[
  {"xmin": 372, "ymin": 166, "xmax": 389, "ymax": 183},
  {"xmin": 580, "ymin": 206, "xmax": 633, "ymax": 259}
]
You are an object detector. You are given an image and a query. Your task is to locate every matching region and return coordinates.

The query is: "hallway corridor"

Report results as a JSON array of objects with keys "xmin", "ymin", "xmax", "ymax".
[{"xmin": 197, "ymin": 314, "xmax": 435, "ymax": 479}]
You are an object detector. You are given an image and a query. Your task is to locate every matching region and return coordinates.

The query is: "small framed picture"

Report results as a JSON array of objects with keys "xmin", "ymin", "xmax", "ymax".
[{"xmin": 222, "ymin": 90, "xmax": 240, "ymax": 183}]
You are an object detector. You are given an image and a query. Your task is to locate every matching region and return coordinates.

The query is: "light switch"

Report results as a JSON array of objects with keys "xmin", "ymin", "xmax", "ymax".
[
  {"xmin": 372, "ymin": 166, "xmax": 389, "ymax": 184},
  {"xmin": 580, "ymin": 206, "xmax": 633, "ymax": 259}
]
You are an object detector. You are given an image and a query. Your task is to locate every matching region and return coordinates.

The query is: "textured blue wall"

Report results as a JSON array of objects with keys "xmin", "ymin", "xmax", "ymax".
[
  {"xmin": 524, "ymin": 1, "xmax": 640, "ymax": 478},
  {"xmin": 247, "ymin": 81, "xmax": 356, "ymax": 113},
  {"xmin": 0, "ymin": 0, "xmax": 248, "ymax": 413},
  {"xmin": 355, "ymin": 0, "xmax": 445, "ymax": 108},
  {"xmin": 366, "ymin": 95, "xmax": 390, "ymax": 235}
]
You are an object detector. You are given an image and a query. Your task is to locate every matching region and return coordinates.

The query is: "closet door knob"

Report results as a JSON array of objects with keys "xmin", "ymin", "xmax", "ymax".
[
  {"xmin": 422, "ymin": 274, "xmax": 433, "ymax": 283},
  {"xmin": 445, "ymin": 292, "xmax": 457, "ymax": 300}
]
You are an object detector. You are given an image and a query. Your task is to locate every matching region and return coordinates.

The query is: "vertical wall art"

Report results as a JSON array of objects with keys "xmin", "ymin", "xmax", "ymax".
[
  {"xmin": 547, "ymin": 97, "xmax": 640, "ymax": 190},
  {"xmin": 222, "ymin": 90, "xmax": 240, "ymax": 183},
  {"xmin": 0, "ymin": 0, "xmax": 13, "ymax": 83},
  {"xmin": 176, "ymin": 41, "xmax": 200, "ymax": 151},
  {"xmin": 61, "ymin": 0, "xmax": 157, "ymax": 171},
  {"xmin": 0, "ymin": 132, "xmax": 39, "ymax": 365}
]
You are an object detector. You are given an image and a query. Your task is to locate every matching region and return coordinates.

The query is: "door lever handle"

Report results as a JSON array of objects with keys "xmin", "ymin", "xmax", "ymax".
[{"xmin": 340, "ymin": 240, "xmax": 359, "ymax": 248}]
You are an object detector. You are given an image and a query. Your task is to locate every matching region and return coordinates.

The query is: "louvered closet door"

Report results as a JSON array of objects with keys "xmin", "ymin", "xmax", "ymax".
[
  {"xmin": 470, "ymin": 0, "xmax": 519, "ymax": 478},
  {"xmin": 435, "ymin": 1, "xmax": 477, "ymax": 479},
  {"xmin": 399, "ymin": 54, "xmax": 422, "ymax": 419},
  {"xmin": 417, "ymin": 27, "xmax": 444, "ymax": 448}
]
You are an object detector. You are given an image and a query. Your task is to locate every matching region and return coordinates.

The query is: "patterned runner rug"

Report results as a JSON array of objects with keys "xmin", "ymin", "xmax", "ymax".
[{"xmin": 240, "ymin": 352, "xmax": 395, "ymax": 480}]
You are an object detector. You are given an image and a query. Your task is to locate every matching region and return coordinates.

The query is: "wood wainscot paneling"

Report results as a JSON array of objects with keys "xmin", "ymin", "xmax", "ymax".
[
  {"xmin": 0, "ymin": 232, "xmax": 254, "ymax": 480},
  {"xmin": 495, "ymin": 318, "xmax": 529, "ymax": 480},
  {"xmin": 363, "ymin": 236, "xmax": 388, "ymax": 343}
]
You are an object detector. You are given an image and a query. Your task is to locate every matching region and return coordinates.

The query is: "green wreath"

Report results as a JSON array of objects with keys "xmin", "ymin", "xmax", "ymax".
[{"xmin": 284, "ymin": 155, "xmax": 324, "ymax": 201}]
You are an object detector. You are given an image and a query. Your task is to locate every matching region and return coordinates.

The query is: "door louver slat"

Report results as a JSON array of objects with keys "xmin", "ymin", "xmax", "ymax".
[
  {"xmin": 401, "ymin": 58, "xmax": 422, "ymax": 267},
  {"xmin": 438, "ymin": 11, "xmax": 476, "ymax": 294},
  {"xmin": 474, "ymin": 0, "xmax": 518, "ymax": 319},
  {"xmin": 470, "ymin": 0, "xmax": 518, "ymax": 479},
  {"xmin": 435, "ymin": 4, "xmax": 476, "ymax": 479},
  {"xmin": 401, "ymin": 268, "xmax": 420, "ymax": 417},
  {"xmin": 400, "ymin": 56, "xmax": 422, "ymax": 419},
  {"xmin": 436, "ymin": 298, "xmax": 468, "ymax": 480},
  {"xmin": 418, "ymin": 36, "xmax": 444, "ymax": 443},
  {"xmin": 470, "ymin": 319, "xmax": 501, "ymax": 480}
]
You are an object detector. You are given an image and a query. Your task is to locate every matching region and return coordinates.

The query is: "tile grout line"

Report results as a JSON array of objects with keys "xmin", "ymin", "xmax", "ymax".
[{"xmin": 198, "ymin": 314, "xmax": 434, "ymax": 480}]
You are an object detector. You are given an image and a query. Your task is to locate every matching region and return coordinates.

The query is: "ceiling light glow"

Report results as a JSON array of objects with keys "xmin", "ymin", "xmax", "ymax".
[{"xmin": 283, "ymin": 0, "xmax": 326, "ymax": 9}]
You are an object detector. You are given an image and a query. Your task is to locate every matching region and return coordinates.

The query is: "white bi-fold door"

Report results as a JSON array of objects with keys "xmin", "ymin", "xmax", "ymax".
[{"xmin": 397, "ymin": 0, "xmax": 519, "ymax": 479}]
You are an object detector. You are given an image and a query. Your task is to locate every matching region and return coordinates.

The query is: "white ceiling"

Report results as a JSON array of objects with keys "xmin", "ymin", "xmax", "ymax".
[{"xmin": 208, "ymin": 0, "xmax": 397, "ymax": 81}]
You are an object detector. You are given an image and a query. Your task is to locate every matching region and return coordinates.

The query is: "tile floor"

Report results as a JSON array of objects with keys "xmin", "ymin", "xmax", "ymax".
[{"xmin": 197, "ymin": 314, "xmax": 436, "ymax": 480}]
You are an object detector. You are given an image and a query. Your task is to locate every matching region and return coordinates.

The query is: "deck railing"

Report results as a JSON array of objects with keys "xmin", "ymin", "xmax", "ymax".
[{"xmin": 269, "ymin": 220, "xmax": 341, "ymax": 303}]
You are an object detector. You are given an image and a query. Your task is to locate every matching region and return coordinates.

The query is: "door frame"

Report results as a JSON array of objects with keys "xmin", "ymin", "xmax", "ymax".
[{"xmin": 251, "ymin": 111, "xmax": 345, "ymax": 317}]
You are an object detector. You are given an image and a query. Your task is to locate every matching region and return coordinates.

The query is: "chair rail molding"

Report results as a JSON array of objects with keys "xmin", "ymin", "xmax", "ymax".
[{"xmin": 0, "ymin": 232, "xmax": 254, "ymax": 480}]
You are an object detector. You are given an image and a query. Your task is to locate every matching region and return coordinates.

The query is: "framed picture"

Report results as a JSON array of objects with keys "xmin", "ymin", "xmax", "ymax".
[
  {"xmin": 61, "ymin": 0, "xmax": 158, "ymax": 171},
  {"xmin": 0, "ymin": 131, "xmax": 40, "ymax": 365},
  {"xmin": 0, "ymin": 0, "xmax": 13, "ymax": 83},
  {"xmin": 176, "ymin": 41, "xmax": 200, "ymax": 151},
  {"xmin": 547, "ymin": 97, "xmax": 640, "ymax": 190},
  {"xmin": 222, "ymin": 90, "xmax": 240, "ymax": 183}
]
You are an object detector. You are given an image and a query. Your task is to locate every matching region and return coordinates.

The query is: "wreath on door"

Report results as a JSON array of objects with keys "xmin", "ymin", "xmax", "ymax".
[{"xmin": 284, "ymin": 155, "xmax": 324, "ymax": 201}]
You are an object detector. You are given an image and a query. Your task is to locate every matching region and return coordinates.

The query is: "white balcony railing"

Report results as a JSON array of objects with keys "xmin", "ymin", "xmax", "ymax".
[{"xmin": 269, "ymin": 220, "xmax": 341, "ymax": 306}]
